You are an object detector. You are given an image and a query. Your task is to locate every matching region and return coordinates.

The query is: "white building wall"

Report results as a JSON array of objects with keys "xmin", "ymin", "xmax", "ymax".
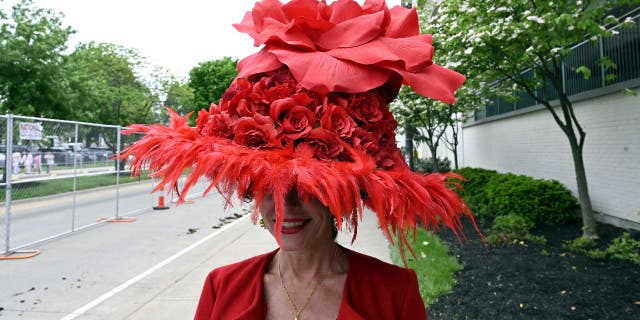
[{"xmin": 462, "ymin": 89, "xmax": 640, "ymax": 226}]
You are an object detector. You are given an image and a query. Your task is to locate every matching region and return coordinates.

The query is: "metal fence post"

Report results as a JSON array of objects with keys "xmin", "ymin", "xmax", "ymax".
[
  {"xmin": 3, "ymin": 115, "xmax": 13, "ymax": 255},
  {"xmin": 115, "ymin": 126, "xmax": 121, "ymax": 220},
  {"xmin": 561, "ymin": 61, "xmax": 567, "ymax": 95},
  {"xmin": 1, "ymin": 114, "xmax": 40, "ymax": 259},
  {"xmin": 71, "ymin": 123, "xmax": 79, "ymax": 231},
  {"xmin": 599, "ymin": 35, "xmax": 606, "ymax": 88}
]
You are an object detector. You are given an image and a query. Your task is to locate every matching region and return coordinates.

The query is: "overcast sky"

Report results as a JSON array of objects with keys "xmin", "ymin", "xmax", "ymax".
[{"xmin": 3, "ymin": 0, "xmax": 401, "ymax": 80}]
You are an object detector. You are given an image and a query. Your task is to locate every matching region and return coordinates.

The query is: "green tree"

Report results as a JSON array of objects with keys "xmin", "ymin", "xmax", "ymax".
[
  {"xmin": 391, "ymin": 0, "xmax": 483, "ymax": 172},
  {"xmin": 391, "ymin": 88, "xmax": 419, "ymax": 171},
  {"xmin": 392, "ymin": 84, "xmax": 481, "ymax": 172},
  {"xmin": 441, "ymin": 89, "xmax": 477, "ymax": 170},
  {"xmin": 0, "ymin": 0, "xmax": 74, "ymax": 117},
  {"xmin": 65, "ymin": 42, "xmax": 156, "ymax": 166},
  {"xmin": 188, "ymin": 57, "xmax": 238, "ymax": 110},
  {"xmin": 394, "ymin": 1, "xmax": 425, "ymax": 171},
  {"xmin": 417, "ymin": 4, "xmax": 491, "ymax": 170},
  {"xmin": 392, "ymin": 86, "xmax": 450, "ymax": 172},
  {"xmin": 142, "ymin": 66, "xmax": 197, "ymax": 124},
  {"xmin": 163, "ymin": 81, "xmax": 195, "ymax": 123},
  {"xmin": 66, "ymin": 42, "xmax": 156, "ymax": 126},
  {"xmin": 433, "ymin": 0, "xmax": 639, "ymax": 238}
]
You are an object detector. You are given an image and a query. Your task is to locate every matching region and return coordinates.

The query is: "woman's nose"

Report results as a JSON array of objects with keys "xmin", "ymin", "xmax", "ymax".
[{"xmin": 284, "ymin": 191, "xmax": 301, "ymax": 208}]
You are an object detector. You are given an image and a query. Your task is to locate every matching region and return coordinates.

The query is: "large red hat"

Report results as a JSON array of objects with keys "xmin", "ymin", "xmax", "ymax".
[{"xmin": 122, "ymin": 0, "xmax": 473, "ymax": 252}]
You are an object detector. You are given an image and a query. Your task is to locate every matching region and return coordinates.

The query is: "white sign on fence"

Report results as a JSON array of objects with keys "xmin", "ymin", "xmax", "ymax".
[{"xmin": 19, "ymin": 122, "xmax": 43, "ymax": 140}]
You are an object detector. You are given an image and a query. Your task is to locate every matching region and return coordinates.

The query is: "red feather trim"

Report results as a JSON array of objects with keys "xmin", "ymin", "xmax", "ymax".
[{"xmin": 120, "ymin": 108, "xmax": 478, "ymax": 261}]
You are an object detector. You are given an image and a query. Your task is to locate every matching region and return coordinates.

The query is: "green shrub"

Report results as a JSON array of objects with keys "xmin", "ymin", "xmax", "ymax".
[
  {"xmin": 483, "ymin": 173, "xmax": 577, "ymax": 226},
  {"xmin": 453, "ymin": 167, "xmax": 498, "ymax": 196},
  {"xmin": 586, "ymin": 248, "xmax": 607, "ymax": 260},
  {"xmin": 452, "ymin": 167, "xmax": 499, "ymax": 215},
  {"xmin": 452, "ymin": 168, "xmax": 577, "ymax": 227},
  {"xmin": 563, "ymin": 236, "xmax": 597, "ymax": 254},
  {"xmin": 565, "ymin": 233, "xmax": 640, "ymax": 264},
  {"xmin": 491, "ymin": 214, "xmax": 534, "ymax": 234},
  {"xmin": 485, "ymin": 232, "xmax": 547, "ymax": 246},
  {"xmin": 486, "ymin": 214, "xmax": 547, "ymax": 245},
  {"xmin": 415, "ymin": 156, "xmax": 451, "ymax": 173},
  {"xmin": 606, "ymin": 233, "xmax": 640, "ymax": 264}
]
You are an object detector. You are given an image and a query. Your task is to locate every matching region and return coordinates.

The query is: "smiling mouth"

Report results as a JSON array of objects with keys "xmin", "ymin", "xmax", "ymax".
[
  {"xmin": 277, "ymin": 219, "xmax": 311, "ymax": 233},
  {"xmin": 282, "ymin": 220, "xmax": 307, "ymax": 228}
]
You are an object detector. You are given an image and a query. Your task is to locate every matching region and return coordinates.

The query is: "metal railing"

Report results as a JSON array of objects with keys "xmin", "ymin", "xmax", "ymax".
[{"xmin": 476, "ymin": 13, "xmax": 640, "ymax": 120}]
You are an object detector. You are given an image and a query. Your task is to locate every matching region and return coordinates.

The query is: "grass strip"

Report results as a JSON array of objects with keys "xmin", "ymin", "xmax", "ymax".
[
  {"xmin": 1, "ymin": 172, "xmax": 150, "ymax": 201},
  {"xmin": 390, "ymin": 229, "xmax": 462, "ymax": 306}
]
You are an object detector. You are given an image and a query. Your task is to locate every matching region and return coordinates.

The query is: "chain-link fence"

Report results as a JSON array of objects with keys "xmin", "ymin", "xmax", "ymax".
[{"xmin": 0, "ymin": 115, "xmax": 174, "ymax": 257}]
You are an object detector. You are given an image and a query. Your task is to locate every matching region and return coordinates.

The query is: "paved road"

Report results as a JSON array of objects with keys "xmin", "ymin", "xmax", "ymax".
[
  {"xmin": 3, "ymin": 181, "xmax": 156, "ymax": 249},
  {"xmin": 0, "ymin": 184, "xmax": 245, "ymax": 319}
]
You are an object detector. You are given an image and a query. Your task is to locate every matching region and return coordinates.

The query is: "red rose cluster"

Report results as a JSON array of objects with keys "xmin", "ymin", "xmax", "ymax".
[{"xmin": 196, "ymin": 67, "xmax": 404, "ymax": 170}]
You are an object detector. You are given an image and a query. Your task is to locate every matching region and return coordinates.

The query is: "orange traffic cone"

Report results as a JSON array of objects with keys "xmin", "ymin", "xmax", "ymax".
[{"xmin": 154, "ymin": 186, "xmax": 170, "ymax": 210}]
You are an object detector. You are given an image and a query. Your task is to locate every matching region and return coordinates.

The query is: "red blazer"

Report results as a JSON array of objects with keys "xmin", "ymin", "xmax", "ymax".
[{"xmin": 194, "ymin": 246, "xmax": 427, "ymax": 319}]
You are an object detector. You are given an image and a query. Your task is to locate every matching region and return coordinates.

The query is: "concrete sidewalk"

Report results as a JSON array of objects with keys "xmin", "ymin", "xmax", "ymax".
[{"xmin": 0, "ymin": 194, "xmax": 392, "ymax": 320}]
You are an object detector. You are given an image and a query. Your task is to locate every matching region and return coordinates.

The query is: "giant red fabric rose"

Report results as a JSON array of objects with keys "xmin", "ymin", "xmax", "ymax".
[{"xmin": 234, "ymin": 0, "xmax": 465, "ymax": 103}]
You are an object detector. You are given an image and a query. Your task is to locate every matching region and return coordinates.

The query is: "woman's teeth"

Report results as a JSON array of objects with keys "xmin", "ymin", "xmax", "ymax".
[{"xmin": 282, "ymin": 221, "xmax": 305, "ymax": 228}]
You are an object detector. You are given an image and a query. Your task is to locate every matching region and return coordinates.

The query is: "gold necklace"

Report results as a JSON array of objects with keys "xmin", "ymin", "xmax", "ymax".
[{"xmin": 277, "ymin": 245, "xmax": 338, "ymax": 320}]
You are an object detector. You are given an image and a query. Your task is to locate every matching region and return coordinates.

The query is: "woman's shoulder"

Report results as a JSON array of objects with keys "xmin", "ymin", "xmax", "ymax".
[
  {"xmin": 343, "ymin": 247, "xmax": 417, "ymax": 284},
  {"xmin": 208, "ymin": 249, "xmax": 277, "ymax": 280},
  {"xmin": 339, "ymin": 247, "xmax": 426, "ymax": 318},
  {"xmin": 344, "ymin": 247, "xmax": 412, "ymax": 273}
]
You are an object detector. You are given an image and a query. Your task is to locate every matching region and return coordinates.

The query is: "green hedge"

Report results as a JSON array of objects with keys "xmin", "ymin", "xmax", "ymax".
[
  {"xmin": 453, "ymin": 167, "xmax": 578, "ymax": 226},
  {"xmin": 452, "ymin": 167, "xmax": 498, "ymax": 216}
]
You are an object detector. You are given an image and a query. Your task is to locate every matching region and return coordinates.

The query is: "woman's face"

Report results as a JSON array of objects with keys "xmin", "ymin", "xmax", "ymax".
[{"xmin": 259, "ymin": 191, "xmax": 334, "ymax": 251}]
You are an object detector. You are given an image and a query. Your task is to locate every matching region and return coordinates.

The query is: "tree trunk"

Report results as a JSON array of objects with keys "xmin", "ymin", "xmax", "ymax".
[
  {"xmin": 519, "ymin": 63, "xmax": 598, "ymax": 238},
  {"xmin": 405, "ymin": 124, "xmax": 415, "ymax": 171},
  {"xmin": 452, "ymin": 144, "xmax": 459, "ymax": 170},
  {"xmin": 568, "ymin": 134, "xmax": 598, "ymax": 238},
  {"xmin": 428, "ymin": 143, "xmax": 440, "ymax": 173},
  {"xmin": 450, "ymin": 123, "xmax": 460, "ymax": 170}
]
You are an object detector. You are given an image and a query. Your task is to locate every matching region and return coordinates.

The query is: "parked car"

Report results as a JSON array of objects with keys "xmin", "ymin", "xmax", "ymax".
[{"xmin": 82, "ymin": 148, "xmax": 114, "ymax": 162}]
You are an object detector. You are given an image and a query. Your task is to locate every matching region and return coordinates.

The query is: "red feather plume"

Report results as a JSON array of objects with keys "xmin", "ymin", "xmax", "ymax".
[{"xmin": 121, "ymin": 104, "xmax": 478, "ymax": 263}]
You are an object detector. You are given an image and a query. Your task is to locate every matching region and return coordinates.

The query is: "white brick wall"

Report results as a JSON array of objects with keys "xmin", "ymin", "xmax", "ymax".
[{"xmin": 461, "ymin": 89, "xmax": 640, "ymax": 226}]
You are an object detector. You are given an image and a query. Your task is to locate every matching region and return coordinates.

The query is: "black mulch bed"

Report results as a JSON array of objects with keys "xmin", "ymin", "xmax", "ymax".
[{"xmin": 428, "ymin": 219, "xmax": 640, "ymax": 320}]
